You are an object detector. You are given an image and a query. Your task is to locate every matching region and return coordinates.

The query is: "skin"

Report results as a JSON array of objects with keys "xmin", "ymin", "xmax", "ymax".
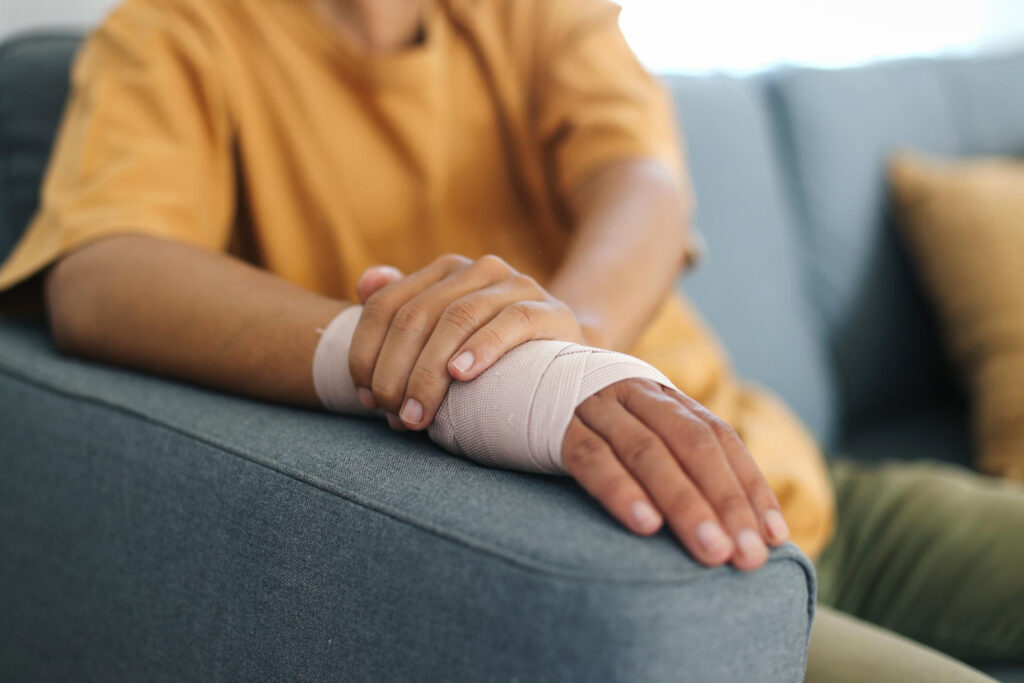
[{"xmin": 42, "ymin": 0, "xmax": 790, "ymax": 571}]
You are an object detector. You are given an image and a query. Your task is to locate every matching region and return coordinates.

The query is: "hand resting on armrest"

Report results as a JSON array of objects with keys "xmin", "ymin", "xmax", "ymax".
[
  {"xmin": 315, "ymin": 303, "xmax": 789, "ymax": 572},
  {"xmin": 45, "ymin": 236, "xmax": 787, "ymax": 575}
]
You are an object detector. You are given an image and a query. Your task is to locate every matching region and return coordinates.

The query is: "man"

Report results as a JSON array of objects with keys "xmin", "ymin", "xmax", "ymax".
[{"xmin": 0, "ymin": 0, "xmax": 1019, "ymax": 679}]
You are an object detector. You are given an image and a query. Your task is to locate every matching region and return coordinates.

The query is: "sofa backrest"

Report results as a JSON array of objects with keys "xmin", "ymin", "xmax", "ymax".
[
  {"xmin": 664, "ymin": 76, "xmax": 838, "ymax": 446},
  {"xmin": 0, "ymin": 31, "xmax": 844, "ymax": 445},
  {"xmin": 767, "ymin": 50, "xmax": 1024, "ymax": 434},
  {"xmin": 3, "ymin": 30, "xmax": 1024, "ymax": 452},
  {"xmin": 0, "ymin": 33, "xmax": 79, "ymax": 261}
]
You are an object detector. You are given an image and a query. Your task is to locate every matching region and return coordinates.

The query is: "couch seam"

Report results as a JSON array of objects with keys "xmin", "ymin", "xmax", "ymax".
[{"xmin": 0, "ymin": 354, "xmax": 814, "ymax": 589}]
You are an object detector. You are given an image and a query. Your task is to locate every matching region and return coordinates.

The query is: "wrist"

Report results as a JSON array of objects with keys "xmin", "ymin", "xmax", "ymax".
[{"xmin": 312, "ymin": 305, "xmax": 375, "ymax": 414}]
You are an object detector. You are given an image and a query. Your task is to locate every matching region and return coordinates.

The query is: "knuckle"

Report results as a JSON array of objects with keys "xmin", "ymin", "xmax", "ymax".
[
  {"xmin": 508, "ymin": 300, "xmax": 539, "ymax": 327},
  {"xmin": 666, "ymin": 487, "xmax": 703, "ymax": 521},
  {"xmin": 619, "ymin": 434, "xmax": 661, "ymax": 470},
  {"xmin": 680, "ymin": 422, "xmax": 718, "ymax": 453},
  {"xmin": 437, "ymin": 253, "xmax": 471, "ymax": 270},
  {"xmin": 477, "ymin": 324, "xmax": 506, "ymax": 350},
  {"xmin": 713, "ymin": 493, "xmax": 752, "ymax": 520},
  {"xmin": 610, "ymin": 378, "xmax": 639, "ymax": 399},
  {"xmin": 371, "ymin": 377, "xmax": 404, "ymax": 412},
  {"xmin": 551, "ymin": 297, "xmax": 576, "ymax": 319},
  {"xmin": 409, "ymin": 362, "xmax": 447, "ymax": 399},
  {"xmin": 598, "ymin": 473, "xmax": 639, "ymax": 504},
  {"xmin": 564, "ymin": 434, "xmax": 609, "ymax": 472},
  {"xmin": 749, "ymin": 480, "xmax": 779, "ymax": 511},
  {"xmin": 347, "ymin": 353, "xmax": 374, "ymax": 385},
  {"xmin": 613, "ymin": 377, "xmax": 657, "ymax": 401},
  {"xmin": 392, "ymin": 302, "xmax": 429, "ymax": 336},
  {"xmin": 706, "ymin": 414, "xmax": 737, "ymax": 440},
  {"xmin": 475, "ymin": 254, "xmax": 513, "ymax": 277},
  {"xmin": 361, "ymin": 292, "xmax": 396, "ymax": 324},
  {"xmin": 441, "ymin": 299, "xmax": 481, "ymax": 334},
  {"xmin": 510, "ymin": 272, "xmax": 539, "ymax": 290}
]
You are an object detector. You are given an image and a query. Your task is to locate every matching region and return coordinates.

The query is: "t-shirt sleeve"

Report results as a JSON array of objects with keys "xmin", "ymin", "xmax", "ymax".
[
  {"xmin": 0, "ymin": 0, "xmax": 234, "ymax": 295},
  {"xmin": 531, "ymin": 0, "xmax": 692, "ymax": 208}
]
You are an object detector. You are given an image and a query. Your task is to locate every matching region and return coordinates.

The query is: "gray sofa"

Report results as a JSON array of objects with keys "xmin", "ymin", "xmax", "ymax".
[{"xmin": 0, "ymin": 31, "xmax": 1021, "ymax": 682}]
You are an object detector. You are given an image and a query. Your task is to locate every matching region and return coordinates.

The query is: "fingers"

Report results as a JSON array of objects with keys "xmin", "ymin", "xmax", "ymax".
[
  {"xmin": 360, "ymin": 255, "xmax": 524, "ymax": 417},
  {"xmin": 356, "ymin": 266, "xmax": 404, "ymax": 303},
  {"xmin": 384, "ymin": 412, "xmax": 407, "ymax": 431},
  {"xmin": 446, "ymin": 289, "xmax": 582, "ymax": 382},
  {"xmin": 669, "ymin": 387, "xmax": 790, "ymax": 546},
  {"xmin": 399, "ymin": 279, "xmax": 548, "ymax": 429},
  {"xmin": 562, "ymin": 416, "xmax": 663, "ymax": 536},
  {"xmin": 575, "ymin": 390, "xmax": 735, "ymax": 568},
  {"xmin": 368, "ymin": 257, "xmax": 521, "ymax": 419},
  {"xmin": 349, "ymin": 253, "xmax": 583, "ymax": 434},
  {"xmin": 349, "ymin": 254, "xmax": 474, "ymax": 407},
  {"xmin": 619, "ymin": 382, "xmax": 768, "ymax": 570}
]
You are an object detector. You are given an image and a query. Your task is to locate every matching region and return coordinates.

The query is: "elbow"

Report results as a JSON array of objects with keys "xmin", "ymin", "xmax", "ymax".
[{"xmin": 44, "ymin": 253, "xmax": 97, "ymax": 355}]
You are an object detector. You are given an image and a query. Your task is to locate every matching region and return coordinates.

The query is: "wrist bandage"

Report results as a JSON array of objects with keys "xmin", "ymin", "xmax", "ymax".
[{"xmin": 313, "ymin": 306, "xmax": 677, "ymax": 474}]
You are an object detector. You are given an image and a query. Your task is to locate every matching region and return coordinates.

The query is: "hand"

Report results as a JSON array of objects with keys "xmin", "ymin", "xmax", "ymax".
[
  {"xmin": 349, "ymin": 254, "xmax": 585, "ymax": 431},
  {"xmin": 562, "ymin": 378, "xmax": 789, "ymax": 571}
]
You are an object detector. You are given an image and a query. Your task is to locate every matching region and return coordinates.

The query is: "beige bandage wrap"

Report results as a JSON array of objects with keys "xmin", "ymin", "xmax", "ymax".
[
  {"xmin": 312, "ymin": 306, "xmax": 376, "ymax": 415},
  {"xmin": 429, "ymin": 341, "xmax": 676, "ymax": 473},
  {"xmin": 313, "ymin": 306, "xmax": 677, "ymax": 474}
]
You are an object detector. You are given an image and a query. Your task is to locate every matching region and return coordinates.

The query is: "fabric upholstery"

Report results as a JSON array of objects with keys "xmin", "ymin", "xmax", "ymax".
[
  {"xmin": 664, "ymin": 75, "xmax": 838, "ymax": 447},
  {"xmin": 0, "ymin": 318, "xmax": 815, "ymax": 681},
  {"xmin": 0, "ymin": 32, "xmax": 78, "ymax": 261},
  {"xmin": 890, "ymin": 153, "xmax": 1024, "ymax": 480},
  {"xmin": 0, "ymin": 29, "xmax": 838, "ymax": 559},
  {"xmin": 767, "ymin": 58, "xmax": 962, "ymax": 431},
  {"xmin": 839, "ymin": 399, "xmax": 971, "ymax": 466},
  {"xmin": 4, "ymin": 28, "xmax": 1024, "ymax": 680},
  {"xmin": 767, "ymin": 49, "xmax": 1024, "ymax": 435}
]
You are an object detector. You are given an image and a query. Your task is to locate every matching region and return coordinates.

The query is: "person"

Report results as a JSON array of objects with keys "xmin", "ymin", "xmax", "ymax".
[{"xmin": 0, "ymin": 0, "xmax": 1019, "ymax": 679}]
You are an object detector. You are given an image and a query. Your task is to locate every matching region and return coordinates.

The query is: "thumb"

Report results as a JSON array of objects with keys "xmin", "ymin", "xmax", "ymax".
[{"xmin": 356, "ymin": 265, "xmax": 404, "ymax": 303}]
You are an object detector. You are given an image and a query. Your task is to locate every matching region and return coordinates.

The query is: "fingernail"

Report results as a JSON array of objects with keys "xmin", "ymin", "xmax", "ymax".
[
  {"xmin": 736, "ymin": 529, "xmax": 768, "ymax": 564},
  {"xmin": 764, "ymin": 510, "xmax": 790, "ymax": 543},
  {"xmin": 400, "ymin": 398, "xmax": 423, "ymax": 425},
  {"xmin": 630, "ymin": 500, "xmax": 662, "ymax": 533},
  {"xmin": 696, "ymin": 520, "xmax": 732, "ymax": 555},
  {"xmin": 451, "ymin": 350, "xmax": 475, "ymax": 375},
  {"xmin": 357, "ymin": 387, "xmax": 377, "ymax": 410}
]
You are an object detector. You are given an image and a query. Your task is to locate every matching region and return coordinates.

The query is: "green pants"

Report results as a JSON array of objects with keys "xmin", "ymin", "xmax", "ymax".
[{"xmin": 805, "ymin": 459, "xmax": 1024, "ymax": 682}]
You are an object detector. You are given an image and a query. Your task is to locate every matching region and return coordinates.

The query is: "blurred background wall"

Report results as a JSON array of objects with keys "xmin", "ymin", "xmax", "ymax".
[{"xmin": 3, "ymin": 0, "xmax": 1024, "ymax": 73}]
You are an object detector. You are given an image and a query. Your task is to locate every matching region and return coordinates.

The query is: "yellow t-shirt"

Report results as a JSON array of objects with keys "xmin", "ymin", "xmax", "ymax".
[{"xmin": 0, "ymin": 0, "xmax": 834, "ymax": 557}]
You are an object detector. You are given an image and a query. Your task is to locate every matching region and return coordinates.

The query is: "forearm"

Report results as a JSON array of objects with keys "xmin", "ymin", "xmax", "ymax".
[
  {"xmin": 45, "ymin": 234, "xmax": 349, "ymax": 408},
  {"xmin": 547, "ymin": 159, "xmax": 693, "ymax": 351}
]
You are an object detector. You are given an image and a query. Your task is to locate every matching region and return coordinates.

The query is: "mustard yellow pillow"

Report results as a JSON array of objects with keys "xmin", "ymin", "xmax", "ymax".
[{"xmin": 889, "ymin": 152, "xmax": 1024, "ymax": 481}]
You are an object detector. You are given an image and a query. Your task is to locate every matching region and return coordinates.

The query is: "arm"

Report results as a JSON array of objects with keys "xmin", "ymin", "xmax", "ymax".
[
  {"xmin": 346, "ymin": 158, "xmax": 693, "ymax": 428},
  {"xmin": 47, "ymin": 235, "xmax": 783, "ymax": 571},
  {"xmin": 45, "ymin": 234, "xmax": 349, "ymax": 408},
  {"xmin": 547, "ymin": 158, "xmax": 693, "ymax": 352}
]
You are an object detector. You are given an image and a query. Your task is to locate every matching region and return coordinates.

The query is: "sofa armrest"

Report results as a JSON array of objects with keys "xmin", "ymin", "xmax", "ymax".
[{"xmin": 0, "ymin": 319, "xmax": 815, "ymax": 681}]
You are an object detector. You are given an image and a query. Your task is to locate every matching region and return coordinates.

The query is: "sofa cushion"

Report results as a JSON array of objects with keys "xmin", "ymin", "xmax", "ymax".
[
  {"xmin": 665, "ymin": 75, "xmax": 838, "ymax": 447},
  {"xmin": 0, "ymin": 318, "xmax": 815, "ymax": 681},
  {"xmin": 889, "ymin": 152, "xmax": 1024, "ymax": 480},
  {"xmin": 839, "ymin": 398, "xmax": 971, "ymax": 467},
  {"xmin": 768, "ymin": 49, "xmax": 1024, "ymax": 435}
]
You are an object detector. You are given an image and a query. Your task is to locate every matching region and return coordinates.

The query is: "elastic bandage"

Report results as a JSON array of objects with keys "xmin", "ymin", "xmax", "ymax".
[{"xmin": 313, "ymin": 306, "xmax": 676, "ymax": 474}]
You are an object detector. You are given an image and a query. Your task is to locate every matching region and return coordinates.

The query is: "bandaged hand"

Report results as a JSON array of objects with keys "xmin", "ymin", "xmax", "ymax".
[{"xmin": 314, "ymin": 306, "xmax": 789, "ymax": 571}]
